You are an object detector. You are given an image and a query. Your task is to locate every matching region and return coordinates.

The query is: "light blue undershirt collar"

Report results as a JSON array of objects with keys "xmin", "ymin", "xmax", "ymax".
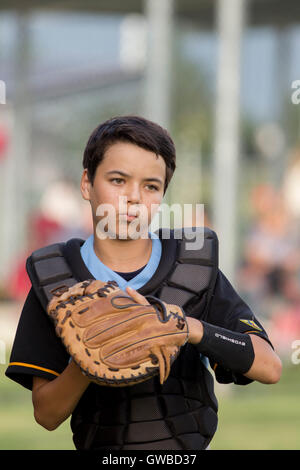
[{"xmin": 80, "ymin": 232, "xmax": 161, "ymax": 291}]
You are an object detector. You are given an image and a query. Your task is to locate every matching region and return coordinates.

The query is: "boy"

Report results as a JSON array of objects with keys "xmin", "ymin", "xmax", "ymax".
[{"xmin": 5, "ymin": 115, "xmax": 281, "ymax": 450}]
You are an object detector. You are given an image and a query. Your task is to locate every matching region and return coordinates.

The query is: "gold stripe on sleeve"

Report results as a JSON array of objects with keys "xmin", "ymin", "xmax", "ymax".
[
  {"xmin": 8, "ymin": 362, "xmax": 60, "ymax": 377},
  {"xmin": 244, "ymin": 330, "xmax": 262, "ymax": 335}
]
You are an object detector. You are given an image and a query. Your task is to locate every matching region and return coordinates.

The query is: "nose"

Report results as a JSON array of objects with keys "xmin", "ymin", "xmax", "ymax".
[{"xmin": 126, "ymin": 182, "xmax": 141, "ymax": 204}]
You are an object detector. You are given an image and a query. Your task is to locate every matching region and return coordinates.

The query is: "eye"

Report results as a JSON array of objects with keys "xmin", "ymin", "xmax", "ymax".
[
  {"xmin": 111, "ymin": 178, "xmax": 125, "ymax": 185},
  {"xmin": 146, "ymin": 184, "xmax": 159, "ymax": 191}
]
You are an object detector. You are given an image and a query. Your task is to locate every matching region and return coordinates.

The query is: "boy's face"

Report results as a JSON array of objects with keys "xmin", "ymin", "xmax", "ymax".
[{"xmin": 81, "ymin": 141, "xmax": 166, "ymax": 239}]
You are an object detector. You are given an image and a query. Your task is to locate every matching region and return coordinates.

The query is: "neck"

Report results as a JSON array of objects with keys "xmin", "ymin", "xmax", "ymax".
[{"xmin": 93, "ymin": 232, "xmax": 152, "ymax": 272}]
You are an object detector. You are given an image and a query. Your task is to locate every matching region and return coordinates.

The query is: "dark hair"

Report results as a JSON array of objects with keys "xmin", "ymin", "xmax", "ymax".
[{"xmin": 82, "ymin": 115, "xmax": 176, "ymax": 194}]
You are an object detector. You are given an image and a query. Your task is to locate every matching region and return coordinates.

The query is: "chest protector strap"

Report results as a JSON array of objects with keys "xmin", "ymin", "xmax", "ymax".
[
  {"xmin": 26, "ymin": 227, "xmax": 218, "ymax": 315},
  {"xmin": 156, "ymin": 227, "xmax": 218, "ymax": 318}
]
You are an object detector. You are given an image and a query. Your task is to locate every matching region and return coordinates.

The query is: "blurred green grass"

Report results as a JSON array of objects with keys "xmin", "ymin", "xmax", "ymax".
[
  {"xmin": 1, "ymin": 360, "xmax": 299, "ymax": 450},
  {"xmin": 0, "ymin": 362, "xmax": 73, "ymax": 450},
  {"xmin": 211, "ymin": 361, "xmax": 300, "ymax": 450}
]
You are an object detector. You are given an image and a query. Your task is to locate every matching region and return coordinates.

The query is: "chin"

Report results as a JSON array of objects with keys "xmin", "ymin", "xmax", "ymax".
[{"xmin": 119, "ymin": 222, "xmax": 150, "ymax": 241}]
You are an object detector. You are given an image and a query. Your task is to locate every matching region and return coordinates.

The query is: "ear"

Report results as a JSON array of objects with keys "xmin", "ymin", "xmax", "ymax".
[{"xmin": 80, "ymin": 169, "xmax": 92, "ymax": 201}]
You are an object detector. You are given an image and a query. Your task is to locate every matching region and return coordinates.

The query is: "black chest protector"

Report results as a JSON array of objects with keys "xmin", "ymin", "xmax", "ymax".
[{"xmin": 26, "ymin": 227, "xmax": 219, "ymax": 450}]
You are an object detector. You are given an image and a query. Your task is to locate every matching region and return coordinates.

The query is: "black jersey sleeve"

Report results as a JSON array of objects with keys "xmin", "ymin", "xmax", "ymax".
[
  {"xmin": 207, "ymin": 270, "xmax": 272, "ymax": 342},
  {"xmin": 204, "ymin": 269, "xmax": 273, "ymax": 385},
  {"xmin": 5, "ymin": 287, "xmax": 69, "ymax": 390}
]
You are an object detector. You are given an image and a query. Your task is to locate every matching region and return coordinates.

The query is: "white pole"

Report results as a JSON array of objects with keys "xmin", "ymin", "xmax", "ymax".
[
  {"xmin": 213, "ymin": 0, "xmax": 246, "ymax": 284},
  {"xmin": 1, "ymin": 11, "xmax": 33, "ymax": 278},
  {"xmin": 143, "ymin": 0, "xmax": 174, "ymax": 206},
  {"xmin": 143, "ymin": 0, "xmax": 174, "ymax": 129},
  {"xmin": 0, "ymin": 106, "xmax": 15, "ymax": 280}
]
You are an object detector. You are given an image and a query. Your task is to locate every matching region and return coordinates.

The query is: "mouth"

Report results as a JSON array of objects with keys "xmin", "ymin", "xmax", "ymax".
[
  {"xmin": 126, "ymin": 215, "xmax": 137, "ymax": 221},
  {"xmin": 118, "ymin": 213, "xmax": 138, "ymax": 222}
]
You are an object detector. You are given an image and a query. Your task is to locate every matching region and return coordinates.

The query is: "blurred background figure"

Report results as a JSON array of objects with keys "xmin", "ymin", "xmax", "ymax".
[
  {"xmin": 237, "ymin": 179, "xmax": 300, "ymax": 358},
  {"xmin": 5, "ymin": 180, "xmax": 92, "ymax": 301}
]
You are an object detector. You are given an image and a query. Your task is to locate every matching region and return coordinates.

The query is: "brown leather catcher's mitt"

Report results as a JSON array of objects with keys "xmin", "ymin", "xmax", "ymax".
[{"xmin": 47, "ymin": 279, "xmax": 189, "ymax": 386}]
